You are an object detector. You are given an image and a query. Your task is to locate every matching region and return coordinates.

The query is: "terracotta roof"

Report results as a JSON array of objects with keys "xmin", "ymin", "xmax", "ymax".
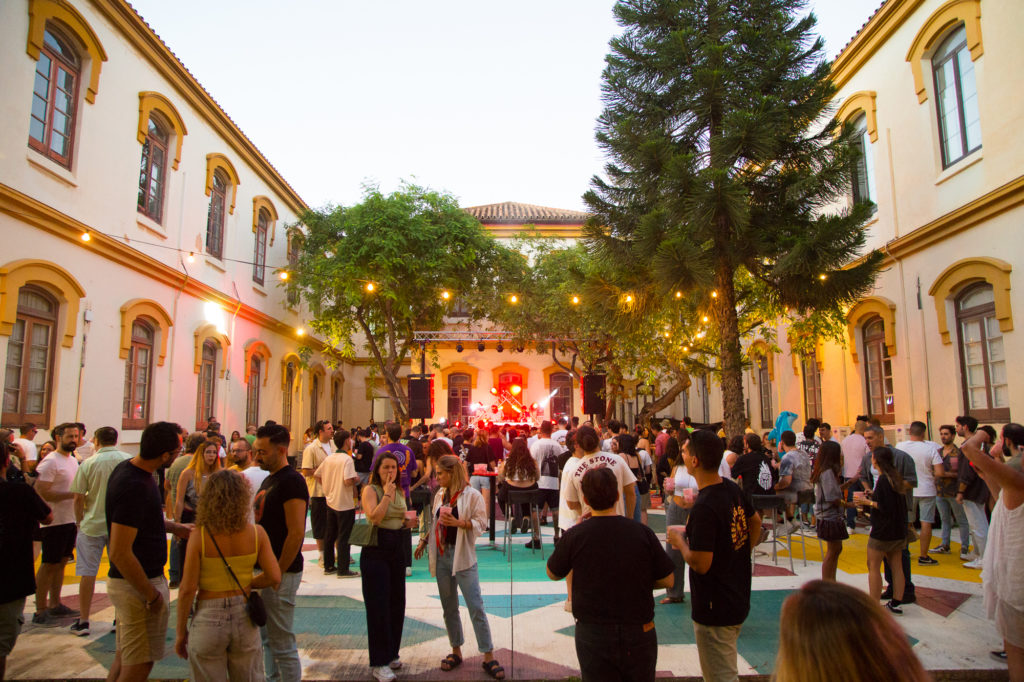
[
  {"xmin": 463, "ymin": 202, "xmax": 590, "ymax": 225},
  {"xmin": 831, "ymin": 0, "xmax": 889, "ymax": 67}
]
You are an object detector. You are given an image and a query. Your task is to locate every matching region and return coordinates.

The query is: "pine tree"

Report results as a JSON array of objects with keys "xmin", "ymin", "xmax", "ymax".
[{"xmin": 584, "ymin": 0, "xmax": 883, "ymax": 437}]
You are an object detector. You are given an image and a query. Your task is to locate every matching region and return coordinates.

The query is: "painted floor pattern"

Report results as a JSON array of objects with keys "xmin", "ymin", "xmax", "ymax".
[{"xmin": 9, "ymin": 508, "xmax": 1009, "ymax": 680}]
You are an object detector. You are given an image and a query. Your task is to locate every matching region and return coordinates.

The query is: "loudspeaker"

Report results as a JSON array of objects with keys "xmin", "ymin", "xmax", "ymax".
[
  {"xmin": 582, "ymin": 374, "xmax": 605, "ymax": 415},
  {"xmin": 408, "ymin": 377, "xmax": 433, "ymax": 419}
]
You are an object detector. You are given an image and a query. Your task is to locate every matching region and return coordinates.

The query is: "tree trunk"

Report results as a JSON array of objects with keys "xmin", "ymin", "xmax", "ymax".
[
  {"xmin": 382, "ymin": 366, "xmax": 409, "ymax": 424},
  {"xmin": 715, "ymin": 258, "xmax": 746, "ymax": 440},
  {"xmin": 638, "ymin": 376, "xmax": 691, "ymax": 427}
]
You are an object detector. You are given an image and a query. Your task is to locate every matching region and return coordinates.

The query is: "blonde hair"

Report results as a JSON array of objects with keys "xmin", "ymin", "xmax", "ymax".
[
  {"xmin": 437, "ymin": 455, "xmax": 468, "ymax": 493},
  {"xmin": 187, "ymin": 438, "xmax": 224, "ymax": 497},
  {"xmin": 773, "ymin": 580, "xmax": 930, "ymax": 682},
  {"xmin": 196, "ymin": 469, "xmax": 251, "ymax": 536}
]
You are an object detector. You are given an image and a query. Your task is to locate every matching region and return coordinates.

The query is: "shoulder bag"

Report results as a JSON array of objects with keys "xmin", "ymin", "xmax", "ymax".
[
  {"xmin": 350, "ymin": 486, "xmax": 381, "ymax": 547},
  {"xmin": 206, "ymin": 529, "xmax": 267, "ymax": 627}
]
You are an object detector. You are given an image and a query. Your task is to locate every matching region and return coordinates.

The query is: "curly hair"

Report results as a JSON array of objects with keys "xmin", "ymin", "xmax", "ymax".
[{"xmin": 196, "ymin": 469, "xmax": 251, "ymax": 536}]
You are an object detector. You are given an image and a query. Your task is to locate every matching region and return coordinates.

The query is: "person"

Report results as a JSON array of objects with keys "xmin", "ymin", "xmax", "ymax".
[
  {"xmin": 561, "ymin": 425, "xmax": 637, "ymax": 521},
  {"xmin": 615, "ymin": 433, "xmax": 646, "ymax": 523},
  {"xmin": 411, "ymin": 439, "xmax": 448, "ymax": 539},
  {"xmin": 11, "ymin": 424, "xmax": 38, "ymax": 475},
  {"xmin": 253, "ymin": 424, "xmax": 309, "ymax": 682},
  {"xmin": 373, "ymin": 423, "xmax": 418, "ymax": 576},
  {"xmin": 230, "ymin": 430, "xmax": 242, "ymax": 444},
  {"xmin": 69, "ymin": 426, "xmax": 131, "ymax": 636},
  {"xmin": 730, "ymin": 433, "xmax": 777, "ymax": 501},
  {"xmin": 74, "ymin": 422, "xmax": 95, "ymax": 462},
  {"xmin": 415, "ymin": 455, "xmax": 503, "ymax": 679},
  {"xmin": 32, "ymin": 422, "xmax": 80, "ymax": 626},
  {"xmin": 316, "ymin": 429, "xmax": 359, "ymax": 577},
  {"xmin": 810, "ymin": 441, "xmax": 847, "ymax": 581},
  {"xmin": 106, "ymin": 422, "xmax": 193, "ymax": 682},
  {"xmin": 840, "ymin": 416, "xmax": 871, "ymax": 531},
  {"xmin": 653, "ymin": 420, "xmax": 670, "ymax": 462},
  {"xmin": 360, "ymin": 453, "xmax": 418, "ymax": 681},
  {"xmin": 229, "ymin": 437, "xmax": 269, "ymax": 505},
  {"xmin": 530, "ymin": 420, "xmax": 563, "ymax": 534},
  {"xmin": 551, "ymin": 417, "xmax": 568, "ymax": 446},
  {"xmin": 466, "ymin": 429, "xmax": 499, "ymax": 515},
  {"xmin": 175, "ymin": 469, "xmax": 281, "ymax": 681},
  {"xmin": 773, "ymin": 580, "xmax": 931, "ymax": 682},
  {"xmin": 667, "ymin": 430, "xmax": 761, "ymax": 682},
  {"xmin": 0, "ymin": 441, "xmax": 52, "ymax": 679},
  {"xmin": 775, "ymin": 430, "xmax": 811, "ymax": 533},
  {"xmin": 547, "ymin": 467, "xmax": 674, "ymax": 682},
  {"xmin": 661, "ymin": 436, "xmax": 698, "ymax": 604},
  {"xmin": 498, "ymin": 438, "xmax": 540, "ymax": 548},
  {"xmin": 854, "ymin": 446, "xmax": 909, "ymax": 614},
  {"xmin": 817, "ymin": 422, "xmax": 840, "ymax": 445},
  {"xmin": 301, "ymin": 420, "xmax": 335, "ymax": 567},
  {"xmin": 962, "ymin": 423, "xmax": 1024, "ymax": 680},
  {"xmin": 895, "ymin": 421, "xmax": 944, "ymax": 565},
  {"xmin": 957, "ymin": 417, "xmax": 989, "ymax": 569},
  {"xmin": 175, "ymin": 439, "xmax": 223, "ymax": 581},
  {"xmin": 353, "ymin": 429, "xmax": 375, "ymax": 487},
  {"xmin": 932, "ymin": 424, "xmax": 971, "ymax": 558}
]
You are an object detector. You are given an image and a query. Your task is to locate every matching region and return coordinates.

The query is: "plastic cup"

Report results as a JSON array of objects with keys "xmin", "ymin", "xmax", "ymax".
[
  {"xmin": 682, "ymin": 488, "xmax": 695, "ymax": 504},
  {"xmin": 440, "ymin": 505, "xmax": 452, "ymax": 516},
  {"xmin": 664, "ymin": 478, "xmax": 676, "ymax": 493},
  {"xmin": 474, "ymin": 463, "xmax": 487, "ymax": 474},
  {"xmin": 405, "ymin": 510, "xmax": 417, "ymax": 520}
]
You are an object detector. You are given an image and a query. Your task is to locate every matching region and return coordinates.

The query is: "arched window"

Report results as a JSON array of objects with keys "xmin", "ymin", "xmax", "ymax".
[
  {"xmin": 206, "ymin": 170, "xmax": 228, "ymax": 259},
  {"xmin": 447, "ymin": 373, "xmax": 471, "ymax": 425},
  {"xmin": 956, "ymin": 284, "xmax": 1008, "ymax": 421},
  {"xmin": 310, "ymin": 373, "xmax": 321, "ymax": 429},
  {"xmin": 756, "ymin": 356, "xmax": 773, "ymax": 429},
  {"xmin": 862, "ymin": 317, "xmax": 895, "ymax": 424},
  {"xmin": 550, "ymin": 372, "xmax": 573, "ymax": 420},
  {"xmin": 196, "ymin": 339, "xmax": 217, "ymax": 430},
  {"xmin": 246, "ymin": 354, "xmax": 261, "ymax": 428},
  {"xmin": 29, "ymin": 27, "xmax": 80, "ymax": 167},
  {"xmin": 286, "ymin": 234, "xmax": 300, "ymax": 306},
  {"xmin": 253, "ymin": 208, "xmax": 269, "ymax": 284},
  {"xmin": 801, "ymin": 354, "xmax": 823, "ymax": 421},
  {"xmin": 137, "ymin": 115, "xmax": 170, "ymax": 222},
  {"xmin": 283, "ymin": 361, "xmax": 296, "ymax": 431},
  {"xmin": 122, "ymin": 319, "xmax": 154, "ymax": 429},
  {"xmin": 933, "ymin": 24, "xmax": 982, "ymax": 167},
  {"xmin": 498, "ymin": 372, "xmax": 523, "ymax": 421},
  {"xmin": 851, "ymin": 112, "xmax": 876, "ymax": 211},
  {"xmin": 3, "ymin": 286, "xmax": 57, "ymax": 426},
  {"xmin": 331, "ymin": 377, "xmax": 342, "ymax": 423}
]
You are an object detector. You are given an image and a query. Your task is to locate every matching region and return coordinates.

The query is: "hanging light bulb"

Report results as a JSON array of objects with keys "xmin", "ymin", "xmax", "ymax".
[
  {"xmin": 81, "ymin": 231, "xmax": 91, "ymax": 242},
  {"xmin": 675, "ymin": 291, "xmax": 682, "ymax": 299},
  {"xmin": 571, "ymin": 295, "xmax": 580, "ymax": 305},
  {"xmin": 441, "ymin": 290, "xmax": 451, "ymax": 300},
  {"xmin": 278, "ymin": 270, "xmax": 288, "ymax": 280},
  {"xmin": 711, "ymin": 290, "xmax": 718, "ymax": 298},
  {"xmin": 702, "ymin": 316, "xmax": 709, "ymax": 323},
  {"xmin": 366, "ymin": 282, "xmax": 375, "ymax": 293},
  {"xmin": 625, "ymin": 294, "xmax": 634, "ymax": 303},
  {"xmin": 509, "ymin": 294, "xmax": 518, "ymax": 304},
  {"xmin": 187, "ymin": 252, "xmax": 195, "ymax": 263}
]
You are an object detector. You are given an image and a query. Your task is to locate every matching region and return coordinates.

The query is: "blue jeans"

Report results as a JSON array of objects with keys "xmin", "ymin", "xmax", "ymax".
[
  {"xmin": 361, "ymin": 528, "xmax": 406, "ymax": 667},
  {"xmin": 663, "ymin": 500, "xmax": 688, "ymax": 600},
  {"xmin": 844, "ymin": 479, "xmax": 862, "ymax": 528},
  {"xmin": 575, "ymin": 621, "xmax": 657, "ymax": 682},
  {"xmin": 935, "ymin": 496, "xmax": 970, "ymax": 548},
  {"xmin": 168, "ymin": 535, "xmax": 181, "ymax": 584},
  {"xmin": 435, "ymin": 549, "xmax": 493, "ymax": 652},
  {"xmin": 260, "ymin": 570, "xmax": 302, "ymax": 682}
]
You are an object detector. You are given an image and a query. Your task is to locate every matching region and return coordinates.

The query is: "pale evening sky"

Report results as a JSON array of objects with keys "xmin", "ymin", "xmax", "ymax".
[{"xmin": 129, "ymin": 0, "xmax": 883, "ymax": 212}]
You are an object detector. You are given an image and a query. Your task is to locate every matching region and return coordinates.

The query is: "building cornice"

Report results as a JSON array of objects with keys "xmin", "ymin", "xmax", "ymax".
[{"xmin": 830, "ymin": 0, "xmax": 925, "ymax": 93}]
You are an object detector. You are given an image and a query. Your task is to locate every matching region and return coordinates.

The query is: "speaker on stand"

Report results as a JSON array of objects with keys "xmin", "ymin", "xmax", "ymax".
[
  {"xmin": 582, "ymin": 374, "xmax": 606, "ymax": 418},
  {"xmin": 408, "ymin": 376, "xmax": 434, "ymax": 421}
]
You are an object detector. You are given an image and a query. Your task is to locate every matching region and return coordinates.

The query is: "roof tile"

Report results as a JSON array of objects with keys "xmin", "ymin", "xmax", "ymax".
[{"xmin": 463, "ymin": 201, "xmax": 590, "ymax": 224}]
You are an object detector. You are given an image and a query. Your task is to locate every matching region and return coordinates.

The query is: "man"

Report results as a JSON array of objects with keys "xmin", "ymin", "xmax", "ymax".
[
  {"xmin": 653, "ymin": 420, "xmax": 669, "ymax": 461},
  {"xmin": 229, "ymin": 437, "xmax": 269, "ymax": 500},
  {"xmin": 430, "ymin": 424, "xmax": 452, "ymax": 449},
  {"xmin": 561, "ymin": 425, "xmax": 637, "ymax": 520},
  {"xmin": 74, "ymin": 422, "xmax": 95, "ymax": 461},
  {"xmin": 353, "ymin": 428, "xmax": 375, "ymax": 487},
  {"xmin": 797, "ymin": 424, "xmax": 821, "ymax": 468},
  {"xmin": 818, "ymin": 422, "xmax": 840, "ymax": 445},
  {"xmin": 106, "ymin": 422, "xmax": 192, "ymax": 682},
  {"xmin": 730, "ymin": 433, "xmax": 777, "ymax": 499},
  {"xmin": 302, "ymin": 419, "xmax": 335, "ymax": 566},
  {"xmin": 32, "ymin": 422, "xmax": 80, "ymax": 626},
  {"xmin": 69, "ymin": 427, "xmax": 131, "ymax": 636},
  {"xmin": 530, "ymin": 420, "xmax": 563, "ymax": 538},
  {"xmin": 254, "ymin": 424, "xmax": 309, "ymax": 682},
  {"xmin": 547, "ymin": 468, "xmax": 674, "ymax": 681},
  {"xmin": 316, "ymin": 429, "xmax": 359, "ymax": 578},
  {"xmin": 840, "ymin": 416, "xmax": 871, "ymax": 531},
  {"xmin": 955, "ymin": 414, "xmax": 979, "ymax": 442},
  {"xmin": 932, "ymin": 424, "xmax": 972, "ymax": 559},
  {"xmin": 206, "ymin": 417, "xmax": 227, "ymax": 448},
  {"xmin": 956, "ymin": 416, "xmax": 989, "ymax": 569},
  {"xmin": 244, "ymin": 424, "xmax": 259, "ymax": 445},
  {"xmin": 373, "ymin": 422, "xmax": 417, "ymax": 575},
  {"xmin": 775, "ymin": 431, "xmax": 811, "ymax": 533},
  {"xmin": 551, "ymin": 417, "xmax": 569, "ymax": 446},
  {"xmin": 0, "ymin": 439, "xmax": 52, "ymax": 678},
  {"xmin": 12, "ymin": 423, "xmax": 38, "ymax": 475},
  {"xmin": 896, "ymin": 421, "xmax": 944, "ymax": 565},
  {"xmin": 668, "ymin": 430, "xmax": 761, "ymax": 682}
]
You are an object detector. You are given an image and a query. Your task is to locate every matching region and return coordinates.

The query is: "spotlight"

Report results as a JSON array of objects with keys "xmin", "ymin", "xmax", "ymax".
[
  {"xmin": 456, "ymin": 343, "xmax": 464, "ymax": 353},
  {"xmin": 478, "ymin": 342, "xmax": 485, "ymax": 352},
  {"xmin": 496, "ymin": 343, "xmax": 504, "ymax": 353},
  {"xmin": 490, "ymin": 388, "xmax": 498, "ymax": 396},
  {"xmin": 510, "ymin": 385, "xmax": 521, "ymax": 396}
]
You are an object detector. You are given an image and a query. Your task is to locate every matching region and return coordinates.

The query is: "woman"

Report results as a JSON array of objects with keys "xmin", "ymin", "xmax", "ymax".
[
  {"xmin": 723, "ymin": 435, "xmax": 745, "ymax": 470},
  {"xmin": 614, "ymin": 434, "xmax": 645, "ymax": 523},
  {"xmin": 37, "ymin": 440, "xmax": 56, "ymax": 461},
  {"xmin": 854, "ymin": 447, "xmax": 907, "ymax": 613},
  {"xmin": 361, "ymin": 453, "xmax": 419, "ymax": 682},
  {"xmin": 466, "ymin": 430, "xmax": 498, "ymax": 515},
  {"xmin": 772, "ymin": 580, "xmax": 930, "ymax": 682},
  {"xmin": 411, "ymin": 439, "xmax": 451, "ymax": 536},
  {"xmin": 175, "ymin": 439, "xmax": 223, "ymax": 578},
  {"xmin": 175, "ymin": 470, "xmax": 281, "ymax": 681},
  {"xmin": 810, "ymin": 441, "xmax": 847, "ymax": 581},
  {"xmin": 660, "ymin": 436, "xmax": 698, "ymax": 604},
  {"xmin": 497, "ymin": 438, "xmax": 540, "ymax": 548},
  {"xmin": 414, "ymin": 455, "xmax": 504, "ymax": 678}
]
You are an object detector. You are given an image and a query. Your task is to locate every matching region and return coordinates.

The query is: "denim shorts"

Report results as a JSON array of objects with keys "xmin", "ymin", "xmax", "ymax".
[
  {"xmin": 75, "ymin": 532, "xmax": 108, "ymax": 577},
  {"xmin": 914, "ymin": 496, "xmax": 937, "ymax": 524}
]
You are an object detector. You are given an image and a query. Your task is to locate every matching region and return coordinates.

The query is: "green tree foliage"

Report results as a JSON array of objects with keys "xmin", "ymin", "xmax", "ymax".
[
  {"xmin": 288, "ymin": 184, "xmax": 520, "ymax": 423},
  {"xmin": 584, "ymin": 0, "xmax": 883, "ymax": 436}
]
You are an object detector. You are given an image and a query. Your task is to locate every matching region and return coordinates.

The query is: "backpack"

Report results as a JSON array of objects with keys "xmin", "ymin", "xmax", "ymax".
[{"xmin": 540, "ymin": 446, "xmax": 560, "ymax": 479}]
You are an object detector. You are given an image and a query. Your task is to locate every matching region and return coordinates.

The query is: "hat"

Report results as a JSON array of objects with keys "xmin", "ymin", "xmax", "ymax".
[{"xmin": 660, "ymin": 419, "xmax": 672, "ymax": 428}]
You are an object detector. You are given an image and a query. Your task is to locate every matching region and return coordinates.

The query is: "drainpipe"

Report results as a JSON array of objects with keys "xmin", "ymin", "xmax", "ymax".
[
  {"xmin": 226, "ymin": 281, "xmax": 243, "ymax": 426},
  {"xmin": 917, "ymin": 276, "xmax": 934, "ymax": 437},
  {"xmin": 166, "ymin": 170, "xmax": 189, "ymax": 422},
  {"xmin": 884, "ymin": 242, "xmax": 916, "ymax": 421},
  {"xmin": 74, "ymin": 305, "xmax": 93, "ymax": 421}
]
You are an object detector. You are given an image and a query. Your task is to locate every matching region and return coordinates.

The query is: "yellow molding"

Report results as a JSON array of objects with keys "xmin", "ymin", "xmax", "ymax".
[
  {"xmin": 906, "ymin": 0, "xmax": 983, "ymax": 104},
  {"xmin": 483, "ymin": 224, "xmax": 585, "ymax": 239},
  {"xmin": 440, "ymin": 362, "xmax": 479, "ymax": 390},
  {"xmin": 205, "ymin": 153, "xmax": 239, "ymax": 215},
  {"xmin": 748, "ymin": 340, "xmax": 775, "ymax": 382},
  {"xmin": 252, "ymin": 195, "xmax": 278, "ymax": 244},
  {"xmin": 243, "ymin": 339, "xmax": 272, "ymax": 386},
  {"xmin": 542, "ymin": 364, "xmax": 580, "ymax": 389},
  {"xmin": 192, "ymin": 323, "xmax": 229, "ymax": 377},
  {"xmin": 27, "ymin": 0, "xmax": 108, "ymax": 104},
  {"xmin": 86, "ymin": 0, "xmax": 307, "ymax": 215},
  {"xmin": 830, "ymin": 0, "xmax": 925, "ymax": 93},
  {"xmin": 927, "ymin": 257, "xmax": 1012, "ymax": 345},
  {"xmin": 137, "ymin": 91, "xmax": 187, "ymax": 170},
  {"xmin": 834, "ymin": 91, "xmax": 879, "ymax": 143},
  {"xmin": 119, "ymin": 298, "xmax": 173, "ymax": 366},
  {"xmin": 0, "ymin": 258, "xmax": 84, "ymax": 348},
  {"xmin": 280, "ymin": 353, "xmax": 301, "ymax": 392},
  {"xmin": 491, "ymin": 362, "xmax": 531, "ymax": 390},
  {"xmin": 846, "ymin": 296, "xmax": 898, "ymax": 363}
]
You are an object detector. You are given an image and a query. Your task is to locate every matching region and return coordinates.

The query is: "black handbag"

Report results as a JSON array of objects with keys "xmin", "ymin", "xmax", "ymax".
[{"xmin": 207, "ymin": 530, "xmax": 267, "ymax": 627}]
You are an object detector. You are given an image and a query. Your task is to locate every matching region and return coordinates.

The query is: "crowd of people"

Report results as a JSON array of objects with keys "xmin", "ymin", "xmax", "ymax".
[{"xmin": 0, "ymin": 408, "xmax": 1021, "ymax": 681}]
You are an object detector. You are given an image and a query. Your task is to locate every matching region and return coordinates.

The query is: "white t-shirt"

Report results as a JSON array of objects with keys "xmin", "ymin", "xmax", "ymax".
[
  {"xmin": 75, "ymin": 441, "xmax": 95, "ymax": 462},
  {"xmin": 557, "ymin": 455, "xmax": 580, "ymax": 531},
  {"xmin": 526, "ymin": 435, "xmax": 538, "ymax": 449},
  {"xmin": 319, "ymin": 452, "xmax": 358, "ymax": 511},
  {"xmin": 551, "ymin": 429, "xmax": 568, "ymax": 445},
  {"xmin": 302, "ymin": 439, "xmax": 334, "ymax": 497},
  {"xmin": 897, "ymin": 439, "xmax": 943, "ymax": 497},
  {"xmin": 719, "ymin": 452, "xmax": 735, "ymax": 480},
  {"xmin": 12, "ymin": 438, "xmax": 37, "ymax": 462},
  {"xmin": 36, "ymin": 451, "xmax": 79, "ymax": 525},
  {"xmin": 240, "ymin": 466, "xmax": 270, "ymax": 494},
  {"xmin": 561, "ymin": 451, "xmax": 637, "ymax": 518},
  {"xmin": 673, "ymin": 466, "xmax": 700, "ymax": 492},
  {"xmin": 530, "ymin": 438, "xmax": 563, "ymax": 490}
]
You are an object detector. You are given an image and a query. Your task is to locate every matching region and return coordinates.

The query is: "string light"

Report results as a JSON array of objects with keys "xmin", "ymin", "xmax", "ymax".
[
  {"xmin": 702, "ymin": 315, "xmax": 709, "ymax": 323},
  {"xmin": 441, "ymin": 290, "xmax": 451, "ymax": 300},
  {"xmin": 819, "ymin": 273, "xmax": 828, "ymax": 281},
  {"xmin": 278, "ymin": 270, "xmax": 288, "ymax": 280},
  {"xmin": 81, "ymin": 231, "xmax": 91, "ymax": 242},
  {"xmin": 625, "ymin": 294, "xmax": 634, "ymax": 303},
  {"xmin": 509, "ymin": 294, "xmax": 518, "ymax": 304},
  {"xmin": 675, "ymin": 291, "xmax": 682, "ymax": 299},
  {"xmin": 683, "ymin": 345, "xmax": 689, "ymax": 352},
  {"xmin": 711, "ymin": 290, "xmax": 718, "ymax": 298},
  {"xmin": 571, "ymin": 295, "xmax": 580, "ymax": 305},
  {"xmin": 366, "ymin": 282, "xmax": 375, "ymax": 293}
]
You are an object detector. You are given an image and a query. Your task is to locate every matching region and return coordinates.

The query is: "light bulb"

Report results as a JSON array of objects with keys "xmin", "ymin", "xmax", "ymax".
[
  {"xmin": 509, "ymin": 295, "xmax": 518, "ymax": 304},
  {"xmin": 187, "ymin": 252, "xmax": 195, "ymax": 263},
  {"xmin": 279, "ymin": 270, "xmax": 288, "ymax": 280},
  {"xmin": 366, "ymin": 282, "xmax": 375, "ymax": 292},
  {"xmin": 81, "ymin": 231, "xmax": 91, "ymax": 242}
]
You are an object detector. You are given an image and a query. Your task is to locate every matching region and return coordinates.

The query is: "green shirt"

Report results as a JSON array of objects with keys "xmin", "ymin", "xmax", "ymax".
[
  {"xmin": 167, "ymin": 453, "xmax": 193, "ymax": 504},
  {"xmin": 70, "ymin": 447, "xmax": 132, "ymax": 537}
]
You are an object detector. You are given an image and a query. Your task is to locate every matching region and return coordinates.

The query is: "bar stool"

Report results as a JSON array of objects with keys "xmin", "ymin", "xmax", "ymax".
[
  {"xmin": 506, "ymin": 488, "xmax": 545, "ymax": 560},
  {"xmin": 784, "ymin": 489, "xmax": 823, "ymax": 568},
  {"xmin": 751, "ymin": 494, "xmax": 788, "ymax": 568}
]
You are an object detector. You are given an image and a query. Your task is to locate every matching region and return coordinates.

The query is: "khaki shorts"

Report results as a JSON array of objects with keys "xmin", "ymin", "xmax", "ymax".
[{"xmin": 107, "ymin": 577, "xmax": 169, "ymax": 666}]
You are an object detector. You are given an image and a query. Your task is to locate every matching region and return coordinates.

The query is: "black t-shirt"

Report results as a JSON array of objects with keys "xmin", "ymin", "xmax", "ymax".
[
  {"xmin": 466, "ymin": 445, "xmax": 495, "ymax": 470},
  {"xmin": 106, "ymin": 459, "xmax": 167, "ymax": 579},
  {"xmin": 686, "ymin": 479, "xmax": 755, "ymax": 627},
  {"xmin": 354, "ymin": 440, "xmax": 375, "ymax": 473},
  {"xmin": 0, "ymin": 480, "xmax": 51, "ymax": 602},
  {"xmin": 254, "ymin": 466, "xmax": 310, "ymax": 573},
  {"xmin": 547, "ymin": 515, "xmax": 674, "ymax": 625},
  {"xmin": 731, "ymin": 451, "xmax": 778, "ymax": 498},
  {"xmin": 870, "ymin": 474, "xmax": 908, "ymax": 542}
]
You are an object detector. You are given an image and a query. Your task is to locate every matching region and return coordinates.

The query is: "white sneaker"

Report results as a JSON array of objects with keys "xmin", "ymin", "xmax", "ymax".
[
  {"xmin": 405, "ymin": 567, "xmax": 412, "ymax": 577},
  {"xmin": 963, "ymin": 559, "xmax": 984, "ymax": 569},
  {"xmin": 389, "ymin": 658, "xmax": 402, "ymax": 670},
  {"xmin": 372, "ymin": 665, "xmax": 397, "ymax": 681}
]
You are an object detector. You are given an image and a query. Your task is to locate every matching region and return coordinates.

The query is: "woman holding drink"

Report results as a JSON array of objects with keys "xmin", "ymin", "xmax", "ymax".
[{"xmin": 660, "ymin": 437, "xmax": 698, "ymax": 604}]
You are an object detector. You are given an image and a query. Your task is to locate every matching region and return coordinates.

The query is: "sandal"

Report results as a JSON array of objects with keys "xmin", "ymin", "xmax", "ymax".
[
  {"xmin": 482, "ymin": 660, "xmax": 505, "ymax": 680},
  {"xmin": 440, "ymin": 653, "xmax": 462, "ymax": 672},
  {"xmin": 659, "ymin": 596, "xmax": 684, "ymax": 604}
]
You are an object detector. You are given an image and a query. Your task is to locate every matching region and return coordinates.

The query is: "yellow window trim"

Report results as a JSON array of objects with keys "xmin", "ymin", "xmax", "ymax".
[
  {"xmin": 748, "ymin": 340, "xmax": 775, "ymax": 382},
  {"xmin": 906, "ymin": 0, "xmax": 983, "ymax": 104},
  {"xmin": 928, "ymin": 257, "xmax": 1012, "ymax": 345},
  {"xmin": 243, "ymin": 339, "xmax": 272, "ymax": 386},
  {"xmin": 846, "ymin": 297, "xmax": 898, "ymax": 362},
  {"xmin": 193, "ymin": 323, "xmax": 229, "ymax": 377},
  {"xmin": 491, "ymin": 362, "xmax": 531, "ymax": 390},
  {"xmin": 542, "ymin": 364, "xmax": 581, "ymax": 389},
  {"xmin": 119, "ymin": 298, "xmax": 173, "ymax": 367},
  {"xmin": 205, "ymin": 153, "xmax": 240, "ymax": 215},
  {"xmin": 281, "ymin": 352, "xmax": 302, "ymax": 392},
  {"xmin": 137, "ymin": 92, "xmax": 187, "ymax": 170},
  {"xmin": 440, "ymin": 362, "xmax": 479, "ymax": 390},
  {"xmin": 26, "ymin": 0, "xmax": 108, "ymax": 104},
  {"xmin": 0, "ymin": 258, "xmax": 84, "ymax": 348},
  {"xmin": 834, "ymin": 91, "xmax": 879, "ymax": 143},
  {"xmin": 309, "ymin": 363, "xmax": 326, "ymax": 396},
  {"xmin": 252, "ymin": 196, "xmax": 279, "ymax": 244}
]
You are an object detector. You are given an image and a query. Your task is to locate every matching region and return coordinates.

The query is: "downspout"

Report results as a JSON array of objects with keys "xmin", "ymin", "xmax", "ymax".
[
  {"xmin": 167, "ymin": 172, "xmax": 189, "ymax": 422},
  {"xmin": 74, "ymin": 305, "xmax": 93, "ymax": 421},
  {"xmin": 227, "ymin": 281, "xmax": 243, "ymax": 426},
  {"xmin": 884, "ymin": 242, "xmax": 916, "ymax": 421},
  {"xmin": 917, "ymin": 276, "xmax": 934, "ymax": 436}
]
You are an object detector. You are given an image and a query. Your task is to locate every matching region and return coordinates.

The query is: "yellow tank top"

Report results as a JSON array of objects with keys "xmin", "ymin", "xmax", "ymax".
[{"xmin": 198, "ymin": 526, "xmax": 258, "ymax": 592}]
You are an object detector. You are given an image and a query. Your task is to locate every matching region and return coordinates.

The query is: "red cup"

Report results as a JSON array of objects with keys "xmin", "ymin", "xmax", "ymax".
[{"xmin": 682, "ymin": 488, "xmax": 695, "ymax": 504}]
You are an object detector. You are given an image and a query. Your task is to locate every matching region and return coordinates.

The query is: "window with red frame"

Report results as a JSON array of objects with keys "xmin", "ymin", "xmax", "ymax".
[
  {"xmin": 206, "ymin": 171, "xmax": 227, "ymax": 259},
  {"xmin": 29, "ymin": 28, "xmax": 80, "ymax": 168},
  {"xmin": 253, "ymin": 208, "xmax": 269, "ymax": 284},
  {"xmin": 138, "ymin": 116, "xmax": 170, "ymax": 222},
  {"xmin": 122, "ymin": 319, "xmax": 155, "ymax": 429}
]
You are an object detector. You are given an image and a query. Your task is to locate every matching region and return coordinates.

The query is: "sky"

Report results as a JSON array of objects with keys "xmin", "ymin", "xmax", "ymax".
[{"xmin": 129, "ymin": 0, "xmax": 883, "ymax": 212}]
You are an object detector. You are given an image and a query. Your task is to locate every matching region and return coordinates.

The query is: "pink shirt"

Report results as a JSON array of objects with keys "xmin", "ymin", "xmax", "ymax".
[
  {"xmin": 655, "ymin": 432, "xmax": 670, "ymax": 459},
  {"xmin": 841, "ymin": 433, "xmax": 870, "ymax": 480}
]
